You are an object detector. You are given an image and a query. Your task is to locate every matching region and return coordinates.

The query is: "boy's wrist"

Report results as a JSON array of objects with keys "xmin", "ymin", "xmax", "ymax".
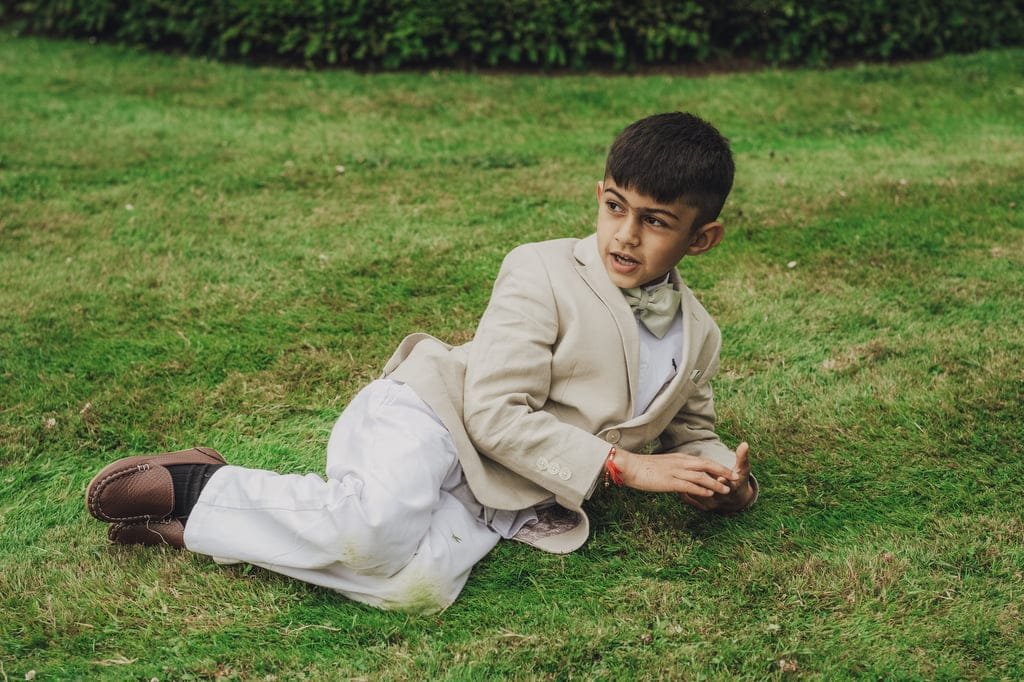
[{"xmin": 610, "ymin": 448, "xmax": 638, "ymax": 487}]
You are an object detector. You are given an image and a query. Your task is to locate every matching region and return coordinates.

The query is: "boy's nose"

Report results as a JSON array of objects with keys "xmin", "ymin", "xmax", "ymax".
[{"xmin": 615, "ymin": 216, "xmax": 642, "ymax": 245}]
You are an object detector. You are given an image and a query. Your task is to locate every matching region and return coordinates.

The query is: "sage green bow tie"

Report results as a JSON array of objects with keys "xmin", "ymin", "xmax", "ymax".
[{"xmin": 622, "ymin": 285, "xmax": 682, "ymax": 339}]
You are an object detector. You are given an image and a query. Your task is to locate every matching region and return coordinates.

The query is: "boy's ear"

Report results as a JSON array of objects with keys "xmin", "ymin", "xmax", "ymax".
[
  {"xmin": 595, "ymin": 180, "xmax": 604, "ymax": 198},
  {"xmin": 686, "ymin": 220, "xmax": 725, "ymax": 256}
]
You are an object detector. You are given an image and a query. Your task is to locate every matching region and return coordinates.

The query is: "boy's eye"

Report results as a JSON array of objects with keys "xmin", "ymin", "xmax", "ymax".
[
  {"xmin": 606, "ymin": 201, "xmax": 623, "ymax": 213},
  {"xmin": 644, "ymin": 215, "xmax": 666, "ymax": 228}
]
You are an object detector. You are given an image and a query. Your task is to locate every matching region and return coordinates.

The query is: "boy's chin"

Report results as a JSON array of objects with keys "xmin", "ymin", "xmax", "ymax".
[
  {"xmin": 604, "ymin": 270, "xmax": 641, "ymax": 289},
  {"xmin": 603, "ymin": 264, "xmax": 669, "ymax": 290}
]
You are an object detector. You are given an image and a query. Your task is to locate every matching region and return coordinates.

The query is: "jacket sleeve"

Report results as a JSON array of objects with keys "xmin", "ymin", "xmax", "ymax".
[
  {"xmin": 656, "ymin": 317, "xmax": 732, "ymax": 463},
  {"xmin": 659, "ymin": 326, "xmax": 763, "ymax": 506},
  {"xmin": 660, "ymin": 377, "xmax": 760, "ymax": 508},
  {"xmin": 463, "ymin": 244, "xmax": 610, "ymax": 507},
  {"xmin": 658, "ymin": 375, "xmax": 737, "ymax": 469}
]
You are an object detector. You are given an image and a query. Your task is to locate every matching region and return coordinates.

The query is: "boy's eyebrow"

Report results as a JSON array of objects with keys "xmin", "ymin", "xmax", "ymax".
[{"xmin": 604, "ymin": 188, "xmax": 679, "ymax": 220}]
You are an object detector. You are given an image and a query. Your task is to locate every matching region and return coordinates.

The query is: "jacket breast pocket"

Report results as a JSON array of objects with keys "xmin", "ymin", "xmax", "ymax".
[{"xmin": 686, "ymin": 354, "xmax": 718, "ymax": 387}]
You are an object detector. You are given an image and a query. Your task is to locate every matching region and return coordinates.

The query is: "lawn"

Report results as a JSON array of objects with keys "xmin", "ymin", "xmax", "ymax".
[{"xmin": 1, "ymin": 36, "xmax": 1022, "ymax": 680}]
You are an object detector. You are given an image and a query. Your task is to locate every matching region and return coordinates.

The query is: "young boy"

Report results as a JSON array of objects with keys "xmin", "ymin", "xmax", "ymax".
[{"xmin": 86, "ymin": 112, "xmax": 756, "ymax": 613}]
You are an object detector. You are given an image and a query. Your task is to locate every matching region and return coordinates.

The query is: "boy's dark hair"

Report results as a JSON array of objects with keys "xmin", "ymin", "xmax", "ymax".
[{"xmin": 604, "ymin": 112, "xmax": 735, "ymax": 226}]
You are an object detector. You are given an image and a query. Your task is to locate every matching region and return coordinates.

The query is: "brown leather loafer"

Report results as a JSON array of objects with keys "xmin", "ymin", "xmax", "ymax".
[
  {"xmin": 86, "ymin": 446, "xmax": 226, "ymax": 523},
  {"xmin": 108, "ymin": 518, "xmax": 185, "ymax": 549}
]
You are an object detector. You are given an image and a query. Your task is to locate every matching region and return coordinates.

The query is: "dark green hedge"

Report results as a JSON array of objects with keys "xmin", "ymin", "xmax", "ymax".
[{"xmin": 3, "ymin": 0, "xmax": 1023, "ymax": 69}]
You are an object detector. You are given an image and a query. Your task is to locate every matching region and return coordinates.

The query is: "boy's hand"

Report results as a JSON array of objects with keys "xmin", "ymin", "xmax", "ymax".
[
  {"xmin": 615, "ymin": 448, "xmax": 738, "ymax": 497},
  {"xmin": 679, "ymin": 441, "xmax": 754, "ymax": 513}
]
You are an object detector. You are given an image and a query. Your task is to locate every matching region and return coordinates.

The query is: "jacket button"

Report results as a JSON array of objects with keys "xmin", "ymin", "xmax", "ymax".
[
  {"xmin": 558, "ymin": 469, "xmax": 571, "ymax": 481},
  {"xmin": 547, "ymin": 462, "xmax": 561, "ymax": 475},
  {"xmin": 536, "ymin": 457, "xmax": 549, "ymax": 471},
  {"xmin": 606, "ymin": 430, "xmax": 621, "ymax": 444}
]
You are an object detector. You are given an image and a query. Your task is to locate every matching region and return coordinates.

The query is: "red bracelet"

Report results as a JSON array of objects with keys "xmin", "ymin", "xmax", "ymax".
[{"xmin": 604, "ymin": 446, "xmax": 624, "ymax": 487}]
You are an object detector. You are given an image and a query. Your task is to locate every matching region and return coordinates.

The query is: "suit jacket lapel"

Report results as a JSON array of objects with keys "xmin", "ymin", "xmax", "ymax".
[{"xmin": 573, "ymin": 235, "xmax": 639, "ymax": 415}]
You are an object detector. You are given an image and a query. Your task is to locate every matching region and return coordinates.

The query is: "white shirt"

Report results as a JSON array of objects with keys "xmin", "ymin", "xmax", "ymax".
[{"xmin": 634, "ymin": 306, "xmax": 683, "ymax": 417}]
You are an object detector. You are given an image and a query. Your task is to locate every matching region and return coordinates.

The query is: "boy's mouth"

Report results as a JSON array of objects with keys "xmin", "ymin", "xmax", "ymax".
[{"xmin": 612, "ymin": 252, "xmax": 640, "ymax": 266}]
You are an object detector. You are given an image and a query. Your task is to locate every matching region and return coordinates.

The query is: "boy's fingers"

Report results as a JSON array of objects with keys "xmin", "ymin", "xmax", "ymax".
[
  {"xmin": 734, "ymin": 442, "xmax": 750, "ymax": 473},
  {"xmin": 677, "ymin": 472, "xmax": 730, "ymax": 495},
  {"xmin": 665, "ymin": 453, "xmax": 736, "ymax": 480},
  {"xmin": 736, "ymin": 441, "xmax": 749, "ymax": 460},
  {"xmin": 680, "ymin": 457, "xmax": 737, "ymax": 481},
  {"xmin": 680, "ymin": 482, "xmax": 715, "ymax": 497}
]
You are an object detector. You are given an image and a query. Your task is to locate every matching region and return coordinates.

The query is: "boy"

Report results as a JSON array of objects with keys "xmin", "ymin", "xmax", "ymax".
[{"xmin": 86, "ymin": 112, "xmax": 756, "ymax": 613}]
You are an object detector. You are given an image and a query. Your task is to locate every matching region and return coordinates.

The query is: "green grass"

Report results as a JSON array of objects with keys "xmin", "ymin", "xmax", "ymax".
[{"xmin": 1, "ymin": 36, "xmax": 1022, "ymax": 680}]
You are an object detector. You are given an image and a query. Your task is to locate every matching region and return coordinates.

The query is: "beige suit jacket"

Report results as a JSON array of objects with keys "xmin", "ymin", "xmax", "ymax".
[{"xmin": 382, "ymin": 234, "xmax": 736, "ymax": 553}]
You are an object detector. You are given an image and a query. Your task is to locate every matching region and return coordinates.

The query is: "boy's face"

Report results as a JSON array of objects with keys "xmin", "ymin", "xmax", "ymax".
[{"xmin": 595, "ymin": 180, "xmax": 722, "ymax": 289}]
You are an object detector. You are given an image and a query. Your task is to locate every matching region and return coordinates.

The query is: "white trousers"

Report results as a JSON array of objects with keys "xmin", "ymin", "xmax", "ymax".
[{"xmin": 184, "ymin": 380, "xmax": 502, "ymax": 613}]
